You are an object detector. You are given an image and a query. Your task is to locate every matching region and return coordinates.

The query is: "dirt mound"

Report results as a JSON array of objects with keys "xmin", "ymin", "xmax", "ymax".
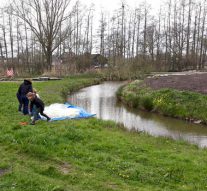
[{"xmin": 144, "ymin": 73, "xmax": 207, "ymax": 94}]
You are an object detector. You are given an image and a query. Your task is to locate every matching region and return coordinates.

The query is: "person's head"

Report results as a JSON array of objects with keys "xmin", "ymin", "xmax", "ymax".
[
  {"xmin": 26, "ymin": 92, "xmax": 35, "ymax": 101},
  {"xmin": 24, "ymin": 78, "xmax": 32, "ymax": 84}
]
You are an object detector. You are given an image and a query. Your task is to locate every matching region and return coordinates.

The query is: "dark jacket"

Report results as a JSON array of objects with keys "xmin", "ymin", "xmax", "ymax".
[
  {"xmin": 17, "ymin": 80, "xmax": 33, "ymax": 96},
  {"xmin": 30, "ymin": 97, "xmax": 45, "ymax": 112}
]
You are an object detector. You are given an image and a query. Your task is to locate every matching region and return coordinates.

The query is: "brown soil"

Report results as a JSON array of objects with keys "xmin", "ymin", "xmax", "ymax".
[{"xmin": 144, "ymin": 73, "xmax": 207, "ymax": 94}]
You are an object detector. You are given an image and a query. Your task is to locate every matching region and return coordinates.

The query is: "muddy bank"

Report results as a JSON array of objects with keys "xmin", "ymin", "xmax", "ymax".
[{"xmin": 145, "ymin": 73, "xmax": 207, "ymax": 94}]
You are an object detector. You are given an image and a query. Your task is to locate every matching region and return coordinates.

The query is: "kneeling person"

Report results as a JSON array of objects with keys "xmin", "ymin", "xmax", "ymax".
[{"xmin": 27, "ymin": 92, "xmax": 51, "ymax": 125}]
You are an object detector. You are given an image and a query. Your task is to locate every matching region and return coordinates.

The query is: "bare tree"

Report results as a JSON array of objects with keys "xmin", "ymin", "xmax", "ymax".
[
  {"xmin": 99, "ymin": 12, "xmax": 106, "ymax": 56},
  {"xmin": 121, "ymin": 2, "xmax": 125, "ymax": 57},
  {"xmin": 155, "ymin": 6, "xmax": 162, "ymax": 69},
  {"xmin": 136, "ymin": 9, "xmax": 141, "ymax": 57},
  {"xmin": 167, "ymin": 0, "xmax": 172, "ymax": 70},
  {"xmin": 6, "ymin": 5, "xmax": 14, "ymax": 66},
  {"xmin": 13, "ymin": 0, "xmax": 73, "ymax": 70},
  {"xmin": 1, "ymin": 8, "xmax": 8, "ymax": 66},
  {"xmin": 84, "ymin": 6, "xmax": 93, "ymax": 53},
  {"xmin": 186, "ymin": 0, "xmax": 192, "ymax": 63},
  {"xmin": 142, "ymin": 2, "xmax": 150, "ymax": 60},
  {"xmin": 199, "ymin": 0, "xmax": 207, "ymax": 69},
  {"xmin": 196, "ymin": 3, "xmax": 202, "ymax": 69}
]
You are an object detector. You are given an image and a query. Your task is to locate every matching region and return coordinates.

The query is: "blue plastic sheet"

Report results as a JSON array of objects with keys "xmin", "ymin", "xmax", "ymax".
[
  {"xmin": 52, "ymin": 103, "xmax": 95, "ymax": 121},
  {"xmin": 41, "ymin": 103, "xmax": 95, "ymax": 121}
]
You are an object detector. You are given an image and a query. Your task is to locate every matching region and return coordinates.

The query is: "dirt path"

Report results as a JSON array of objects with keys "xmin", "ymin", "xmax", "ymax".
[{"xmin": 144, "ymin": 72, "xmax": 207, "ymax": 94}]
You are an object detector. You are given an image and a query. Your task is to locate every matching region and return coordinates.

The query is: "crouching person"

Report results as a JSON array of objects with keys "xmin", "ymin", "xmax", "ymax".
[{"xmin": 26, "ymin": 92, "xmax": 51, "ymax": 125}]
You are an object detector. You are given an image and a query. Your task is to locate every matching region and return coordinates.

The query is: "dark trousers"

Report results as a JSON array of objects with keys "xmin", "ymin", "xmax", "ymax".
[
  {"xmin": 21, "ymin": 96, "xmax": 29, "ymax": 115},
  {"xmin": 16, "ymin": 93, "xmax": 22, "ymax": 112},
  {"xmin": 32, "ymin": 108, "xmax": 50, "ymax": 122},
  {"xmin": 32, "ymin": 105, "xmax": 41, "ymax": 120}
]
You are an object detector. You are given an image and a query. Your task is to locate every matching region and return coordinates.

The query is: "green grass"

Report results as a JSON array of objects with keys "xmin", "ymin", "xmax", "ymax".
[
  {"xmin": 118, "ymin": 80, "xmax": 207, "ymax": 123},
  {"xmin": 1, "ymin": 76, "xmax": 207, "ymax": 190}
]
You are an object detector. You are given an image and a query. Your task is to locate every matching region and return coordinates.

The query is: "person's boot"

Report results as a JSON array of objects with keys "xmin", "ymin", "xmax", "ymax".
[{"xmin": 30, "ymin": 121, "xmax": 35, "ymax": 125}]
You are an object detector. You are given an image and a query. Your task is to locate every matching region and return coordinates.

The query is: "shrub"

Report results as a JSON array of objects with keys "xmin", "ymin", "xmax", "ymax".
[
  {"xmin": 131, "ymin": 95, "xmax": 140, "ymax": 108},
  {"xmin": 141, "ymin": 96, "xmax": 154, "ymax": 111}
]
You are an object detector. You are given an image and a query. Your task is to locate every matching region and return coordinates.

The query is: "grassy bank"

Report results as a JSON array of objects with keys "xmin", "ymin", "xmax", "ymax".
[
  {"xmin": 1, "ymin": 76, "xmax": 207, "ymax": 191},
  {"xmin": 117, "ymin": 80, "xmax": 207, "ymax": 123}
]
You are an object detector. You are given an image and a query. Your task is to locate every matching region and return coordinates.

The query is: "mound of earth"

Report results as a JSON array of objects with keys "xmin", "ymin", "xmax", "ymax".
[{"xmin": 144, "ymin": 73, "xmax": 207, "ymax": 94}]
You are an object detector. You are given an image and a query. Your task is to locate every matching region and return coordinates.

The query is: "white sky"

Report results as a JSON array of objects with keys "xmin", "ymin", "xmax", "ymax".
[
  {"xmin": 75, "ymin": 0, "xmax": 163, "ymax": 33},
  {"xmin": 79, "ymin": 0, "xmax": 163, "ymax": 12},
  {"xmin": 0, "ymin": 0, "xmax": 163, "ymax": 12},
  {"xmin": 76, "ymin": 0, "xmax": 163, "ymax": 16}
]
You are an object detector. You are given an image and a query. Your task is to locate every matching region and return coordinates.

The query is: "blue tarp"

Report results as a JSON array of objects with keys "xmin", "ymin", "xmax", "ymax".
[{"xmin": 41, "ymin": 103, "xmax": 95, "ymax": 121}]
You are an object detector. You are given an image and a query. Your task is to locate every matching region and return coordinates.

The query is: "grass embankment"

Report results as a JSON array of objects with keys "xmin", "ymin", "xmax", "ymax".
[
  {"xmin": 1, "ymin": 76, "xmax": 207, "ymax": 191},
  {"xmin": 118, "ymin": 80, "xmax": 207, "ymax": 123}
]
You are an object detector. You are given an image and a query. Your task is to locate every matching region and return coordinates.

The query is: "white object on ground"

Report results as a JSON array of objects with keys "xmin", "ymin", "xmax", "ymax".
[{"xmin": 43, "ymin": 103, "xmax": 80, "ymax": 119}]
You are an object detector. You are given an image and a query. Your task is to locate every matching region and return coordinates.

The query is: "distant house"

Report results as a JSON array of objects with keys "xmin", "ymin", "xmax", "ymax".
[
  {"xmin": 91, "ymin": 54, "xmax": 108, "ymax": 68},
  {"xmin": 60, "ymin": 52, "xmax": 76, "ymax": 64}
]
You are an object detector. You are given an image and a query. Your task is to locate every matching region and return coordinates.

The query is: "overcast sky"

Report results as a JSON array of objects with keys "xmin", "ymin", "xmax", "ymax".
[
  {"xmin": 74, "ymin": 0, "xmax": 163, "ymax": 32},
  {"xmin": 77, "ymin": 0, "xmax": 163, "ymax": 14},
  {"xmin": 80, "ymin": 0, "xmax": 163, "ymax": 11},
  {"xmin": 0, "ymin": 0, "xmax": 163, "ymax": 12}
]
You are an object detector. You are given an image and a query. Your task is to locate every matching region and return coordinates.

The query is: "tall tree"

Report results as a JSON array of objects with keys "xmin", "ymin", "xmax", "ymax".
[
  {"xmin": 1, "ymin": 8, "xmax": 8, "ymax": 66},
  {"xmin": 99, "ymin": 12, "xmax": 106, "ymax": 56},
  {"xmin": 199, "ymin": 0, "xmax": 207, "ymax": 69},
  {"xmin": 186, "ymin": 0, "xmax": 192, "ymax": 64},
  {"xmin": 13, "ymin": 0, "xmax": 73, "ymax": 70}
]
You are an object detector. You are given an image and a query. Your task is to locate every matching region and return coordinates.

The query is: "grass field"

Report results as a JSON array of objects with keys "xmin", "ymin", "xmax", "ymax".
[{"xmin": 1, "ymin": 76, "xmax": 207, "ymax": 191}]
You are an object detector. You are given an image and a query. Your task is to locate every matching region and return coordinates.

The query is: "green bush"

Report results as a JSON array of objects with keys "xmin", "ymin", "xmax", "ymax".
[
  {"xmin": 131, "ymin": 95, "xmax": 140, "ymax": 108},
  {"xmin": 116, "ymin": 85, "xmax": 124, "ymax": 100},
  {"xmin": 141, "ymin": 96, "xmax": 154, "ymax": 111}
]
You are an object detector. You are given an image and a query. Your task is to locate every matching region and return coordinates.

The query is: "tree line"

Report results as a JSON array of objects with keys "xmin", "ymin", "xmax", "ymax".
[{"xmin": 0, "ymin": 0, "xmax": 206, "ymax": 77}]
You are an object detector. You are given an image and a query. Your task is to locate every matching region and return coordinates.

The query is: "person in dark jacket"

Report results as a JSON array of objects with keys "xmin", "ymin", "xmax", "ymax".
[
  {"xmin": 17, "ymin": 79, "xmax": 33, "ymax": 115},
  {"xmin": 27, "ymin": 92, "xmax": 51, "ymax": 125}
]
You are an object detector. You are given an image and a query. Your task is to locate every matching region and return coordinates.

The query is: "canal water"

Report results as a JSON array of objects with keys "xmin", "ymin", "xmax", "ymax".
[{"xmin": 69, "ymin": 81, "xmax": 207, "ymax": 148}]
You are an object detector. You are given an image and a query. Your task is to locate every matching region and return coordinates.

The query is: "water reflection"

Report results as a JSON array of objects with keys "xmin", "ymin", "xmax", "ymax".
[{"xmin": 68, "ymin": 81, "xmax": 207, "ymax": 148}]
